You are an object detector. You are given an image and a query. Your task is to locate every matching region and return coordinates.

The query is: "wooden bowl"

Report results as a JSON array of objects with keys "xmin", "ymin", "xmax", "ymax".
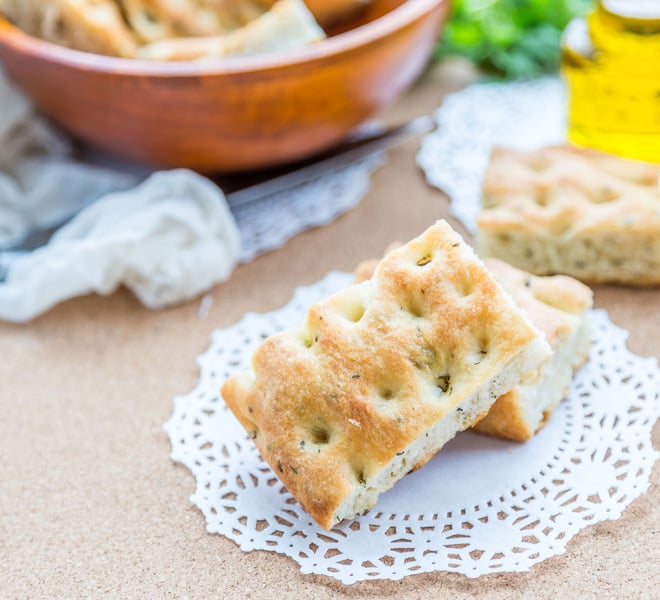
[{"xmin": 0, "ymin": 0, "xmax": 450, "ymax": 172}]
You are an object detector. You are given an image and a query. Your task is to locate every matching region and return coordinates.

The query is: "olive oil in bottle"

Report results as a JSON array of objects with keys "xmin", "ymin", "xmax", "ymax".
[{"xmin": 562, "ymin": 0, "xmax": 660, "ymax": 162}]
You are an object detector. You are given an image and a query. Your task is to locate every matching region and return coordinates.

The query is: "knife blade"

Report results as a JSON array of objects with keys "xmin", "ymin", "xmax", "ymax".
[
  {"xmin": 220, "ymin": 114, "xmax": 435, "ymax": 206},
  {"xmin": 0, "ymin": 114, "xmax": 435, "ymax": 280}
]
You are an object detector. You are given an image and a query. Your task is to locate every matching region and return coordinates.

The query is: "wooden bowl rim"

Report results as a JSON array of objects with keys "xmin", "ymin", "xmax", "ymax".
[{"xmin": 0, "ymin": 0, "xmax": 447, "ymax": 76}]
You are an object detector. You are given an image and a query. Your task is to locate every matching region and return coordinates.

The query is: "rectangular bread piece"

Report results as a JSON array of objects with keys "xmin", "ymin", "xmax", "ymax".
[
  {"xmin": 476, "ymin": 145, "xmax": 660, "ymax": 286},
  {"xmin": 136, "ymin": 0, "xmax": 325, "ymax": 61},
  {"xmin": 356, "ymin": 253, "xmax": 593, "ymax": 442},
  {"xmin": 222, "ymin": 220, "xmax": 550, "ymax": 530},
  {"xmin": 118, "ymin": 0, "xmax": 230, "ymax": 44},
  {"xmin": 472, "ymin": 259, "xmax": 593, "ymax": 441},
  {"xmin": 0, "ymin": 0, "xmax": 139, "ymax": 57}
]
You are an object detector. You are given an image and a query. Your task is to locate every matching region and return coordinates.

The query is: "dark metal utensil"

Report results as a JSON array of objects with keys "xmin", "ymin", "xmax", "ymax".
[
  {"xmin": 220, "ymin": 115, "xmax": 435, "ymax": 206},
  {"xmin": 0, "ymin": 115, "xmax": 436, "ymax": 281}
]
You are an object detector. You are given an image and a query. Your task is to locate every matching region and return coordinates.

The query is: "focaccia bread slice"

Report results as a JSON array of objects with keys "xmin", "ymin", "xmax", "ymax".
[
  {"xmin": 0, "ymin": 0, "xmax": 138, "ymax": 56},
  {"xmin": 117, "ymin": 0, "xmax": 272, "ymax": 44},
  {"xmin": 222, "ymin": 221, "xmax": 551, "ymax": 530},
  {"xmin": 472, "ymin": 259, "xmax": 592, "ymax": 440},
  {"xmin": 118, "ymin": 0, "xmax": 228, "ymax": 43},
  {"xmin": 137, "ymin": 0, "xmax": 324, "ymax": 61},
  {"xmin": 356, "ymin": 254, "xmax": 593, "ymax": 442},
  {"xmin": 206, "ymin": 0, "xmax": 275, "ymax": 30},
  {"xmin": 477, "ymin": 146, "xmax": 660, "ymax": 286}
]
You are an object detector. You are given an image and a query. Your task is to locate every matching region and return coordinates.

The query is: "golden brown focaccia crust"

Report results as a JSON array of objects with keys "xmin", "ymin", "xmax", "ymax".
[
  {"xmin": 356, "ymin": 253, "xmax": 593, "ymax": 442},
  {"xmin": 477, "ymin": 145, "xmax": 660, "ymax": 286},
  {"xmin": 482, "ymin": 258, "xmax": 591, "ymax": 349},
  {"xmin": 222, "ymin": 221, "xmax": 550, "ymax": 530},
  {"xmin": 0, "ymin": 0, "xmax": 138, "ymax": 56},
  {"xmin": 472, "ymin": 259, "xmax": 592, "ymax": 440}
]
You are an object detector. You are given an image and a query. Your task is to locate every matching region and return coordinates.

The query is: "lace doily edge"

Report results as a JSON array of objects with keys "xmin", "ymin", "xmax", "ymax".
[{"xmin": 164, "ymin": 276, "xmax": 660, "ymax": 584}]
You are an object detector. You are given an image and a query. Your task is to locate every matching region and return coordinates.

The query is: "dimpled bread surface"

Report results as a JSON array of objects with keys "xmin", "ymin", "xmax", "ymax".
[
  {"xmin": 477, "ymin": 146, "xmax": 660, "ymax": 286},
  {"xmin": 472, "ymin": 259, "xmax": 593, "ymax": 441},
  {"xmin": 355, "ymin": 253, "xmax": 593, "ymax": 442},
  {"xmin": 222, "ymin": 221, "xmax": 550, "ymax": 530}
]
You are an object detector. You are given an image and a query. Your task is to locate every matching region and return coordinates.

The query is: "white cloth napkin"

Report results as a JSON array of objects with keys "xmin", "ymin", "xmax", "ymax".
[
  {"xmin": 0, "ymin": 171, "xmax": 242, "ymax": 322},
  {"xmin": 0, "ymin": 70, "xmax": 242, "ymax": 323}
]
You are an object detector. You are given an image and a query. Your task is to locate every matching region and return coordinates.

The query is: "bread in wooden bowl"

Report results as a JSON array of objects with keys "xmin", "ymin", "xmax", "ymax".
[
  {"xmin": 0, "ymin": 0, "xmax": 450, "ymax": 170},
  {"xmin": 137, "ymin": 0, "xmax": 325, "ymax": 61},
  {"xmin": 0, "ymin": 0, "xmax": 138, "ymax": 57}
]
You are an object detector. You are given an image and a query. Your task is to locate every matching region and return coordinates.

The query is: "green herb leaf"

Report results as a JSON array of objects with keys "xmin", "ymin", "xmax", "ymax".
[{"xmin": 436, "ymin": 0, "xmax": 595, "ymax": 79}]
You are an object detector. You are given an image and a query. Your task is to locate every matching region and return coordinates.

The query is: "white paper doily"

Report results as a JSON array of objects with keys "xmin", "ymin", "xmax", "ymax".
[
  {"xmin": 165, "ymin": 271, "xmax": 659, "ymax": 584},
  {"xmin": 233, "ymin": 155, "xmax": 384, "ymax": 263},
  {"xmin": 417, "ymin": 78, "xmax": 565, "ymax": 233}
]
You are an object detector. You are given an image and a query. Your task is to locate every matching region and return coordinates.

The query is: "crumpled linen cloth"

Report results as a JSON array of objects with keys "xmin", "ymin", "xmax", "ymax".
[
  {"xmin": 0, "ymin": 171, "xmax": 242, "ymax": 322},
  {"xmin": 0, "ymin": 69, "xmax": 242, "ymax": 323}
]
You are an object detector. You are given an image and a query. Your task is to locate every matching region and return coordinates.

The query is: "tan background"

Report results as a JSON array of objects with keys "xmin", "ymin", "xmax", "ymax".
[{"xmin": 2, "ymin": 62, "xmax": 659, "ymax": 599}]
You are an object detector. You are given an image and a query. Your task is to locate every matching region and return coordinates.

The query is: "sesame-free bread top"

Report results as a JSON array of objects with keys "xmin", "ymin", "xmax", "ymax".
[
  {"xmin": 478, "ymin": 145, "xmax": 660, "ymax": 236},
  {"xmin": 356, "ymin": 252, "xmax": 593, "ymax": 442},
  {"xmin": 119, "ymin": 0, "xmax": 273, "ymax": 44},
  {"xmin": 482, "ymin": 258, "xmax": 592, "ymax": 349},
  {"xmin": 472, "ymin": 259, "xmax": 593, "ymax": 441},
  {"xmin": 222, "ymin": 221, "xmax": 550, "ymax": 530},
  {"xmin": 476, "ymin": 146, "xmax": 660, "ymax": 285},
  {"xmin": 357, "ymin": 254, "xmax": 593, "ymax": 348},
  {"xmin": 0, "ymin": 0, "xmax": 294, "ymax": 57}
]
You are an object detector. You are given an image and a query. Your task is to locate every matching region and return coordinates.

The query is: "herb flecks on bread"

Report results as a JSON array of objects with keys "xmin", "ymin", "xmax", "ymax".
[
  {"xmin": 473, "ymin": 259, "xmax": 592, "ymax": 441},
  {"xmin": 477, "ymin": 146, "xmax": 660, "ymax": 286},
  {"xmin": 356, "ymin": 251, "xmax": 593, "ymax": 442},
  {"xmin": 222, "ymin": 221, "xmax": 550, "ymax": 530}
]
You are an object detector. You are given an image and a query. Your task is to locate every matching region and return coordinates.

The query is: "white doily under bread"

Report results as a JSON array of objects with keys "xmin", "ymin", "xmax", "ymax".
[
  {"xmin": 165, "ymin": 272, "xmax": 659, "ymax": 584},
  {"xmin": 234, "ymin": 155, "xmax": 384, "ymax": 263}
]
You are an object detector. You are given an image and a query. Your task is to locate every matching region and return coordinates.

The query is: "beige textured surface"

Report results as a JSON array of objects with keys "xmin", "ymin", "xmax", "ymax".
[{"xmin": 2, "ymin": 60, "xmax": 659, "ymax": 598}]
